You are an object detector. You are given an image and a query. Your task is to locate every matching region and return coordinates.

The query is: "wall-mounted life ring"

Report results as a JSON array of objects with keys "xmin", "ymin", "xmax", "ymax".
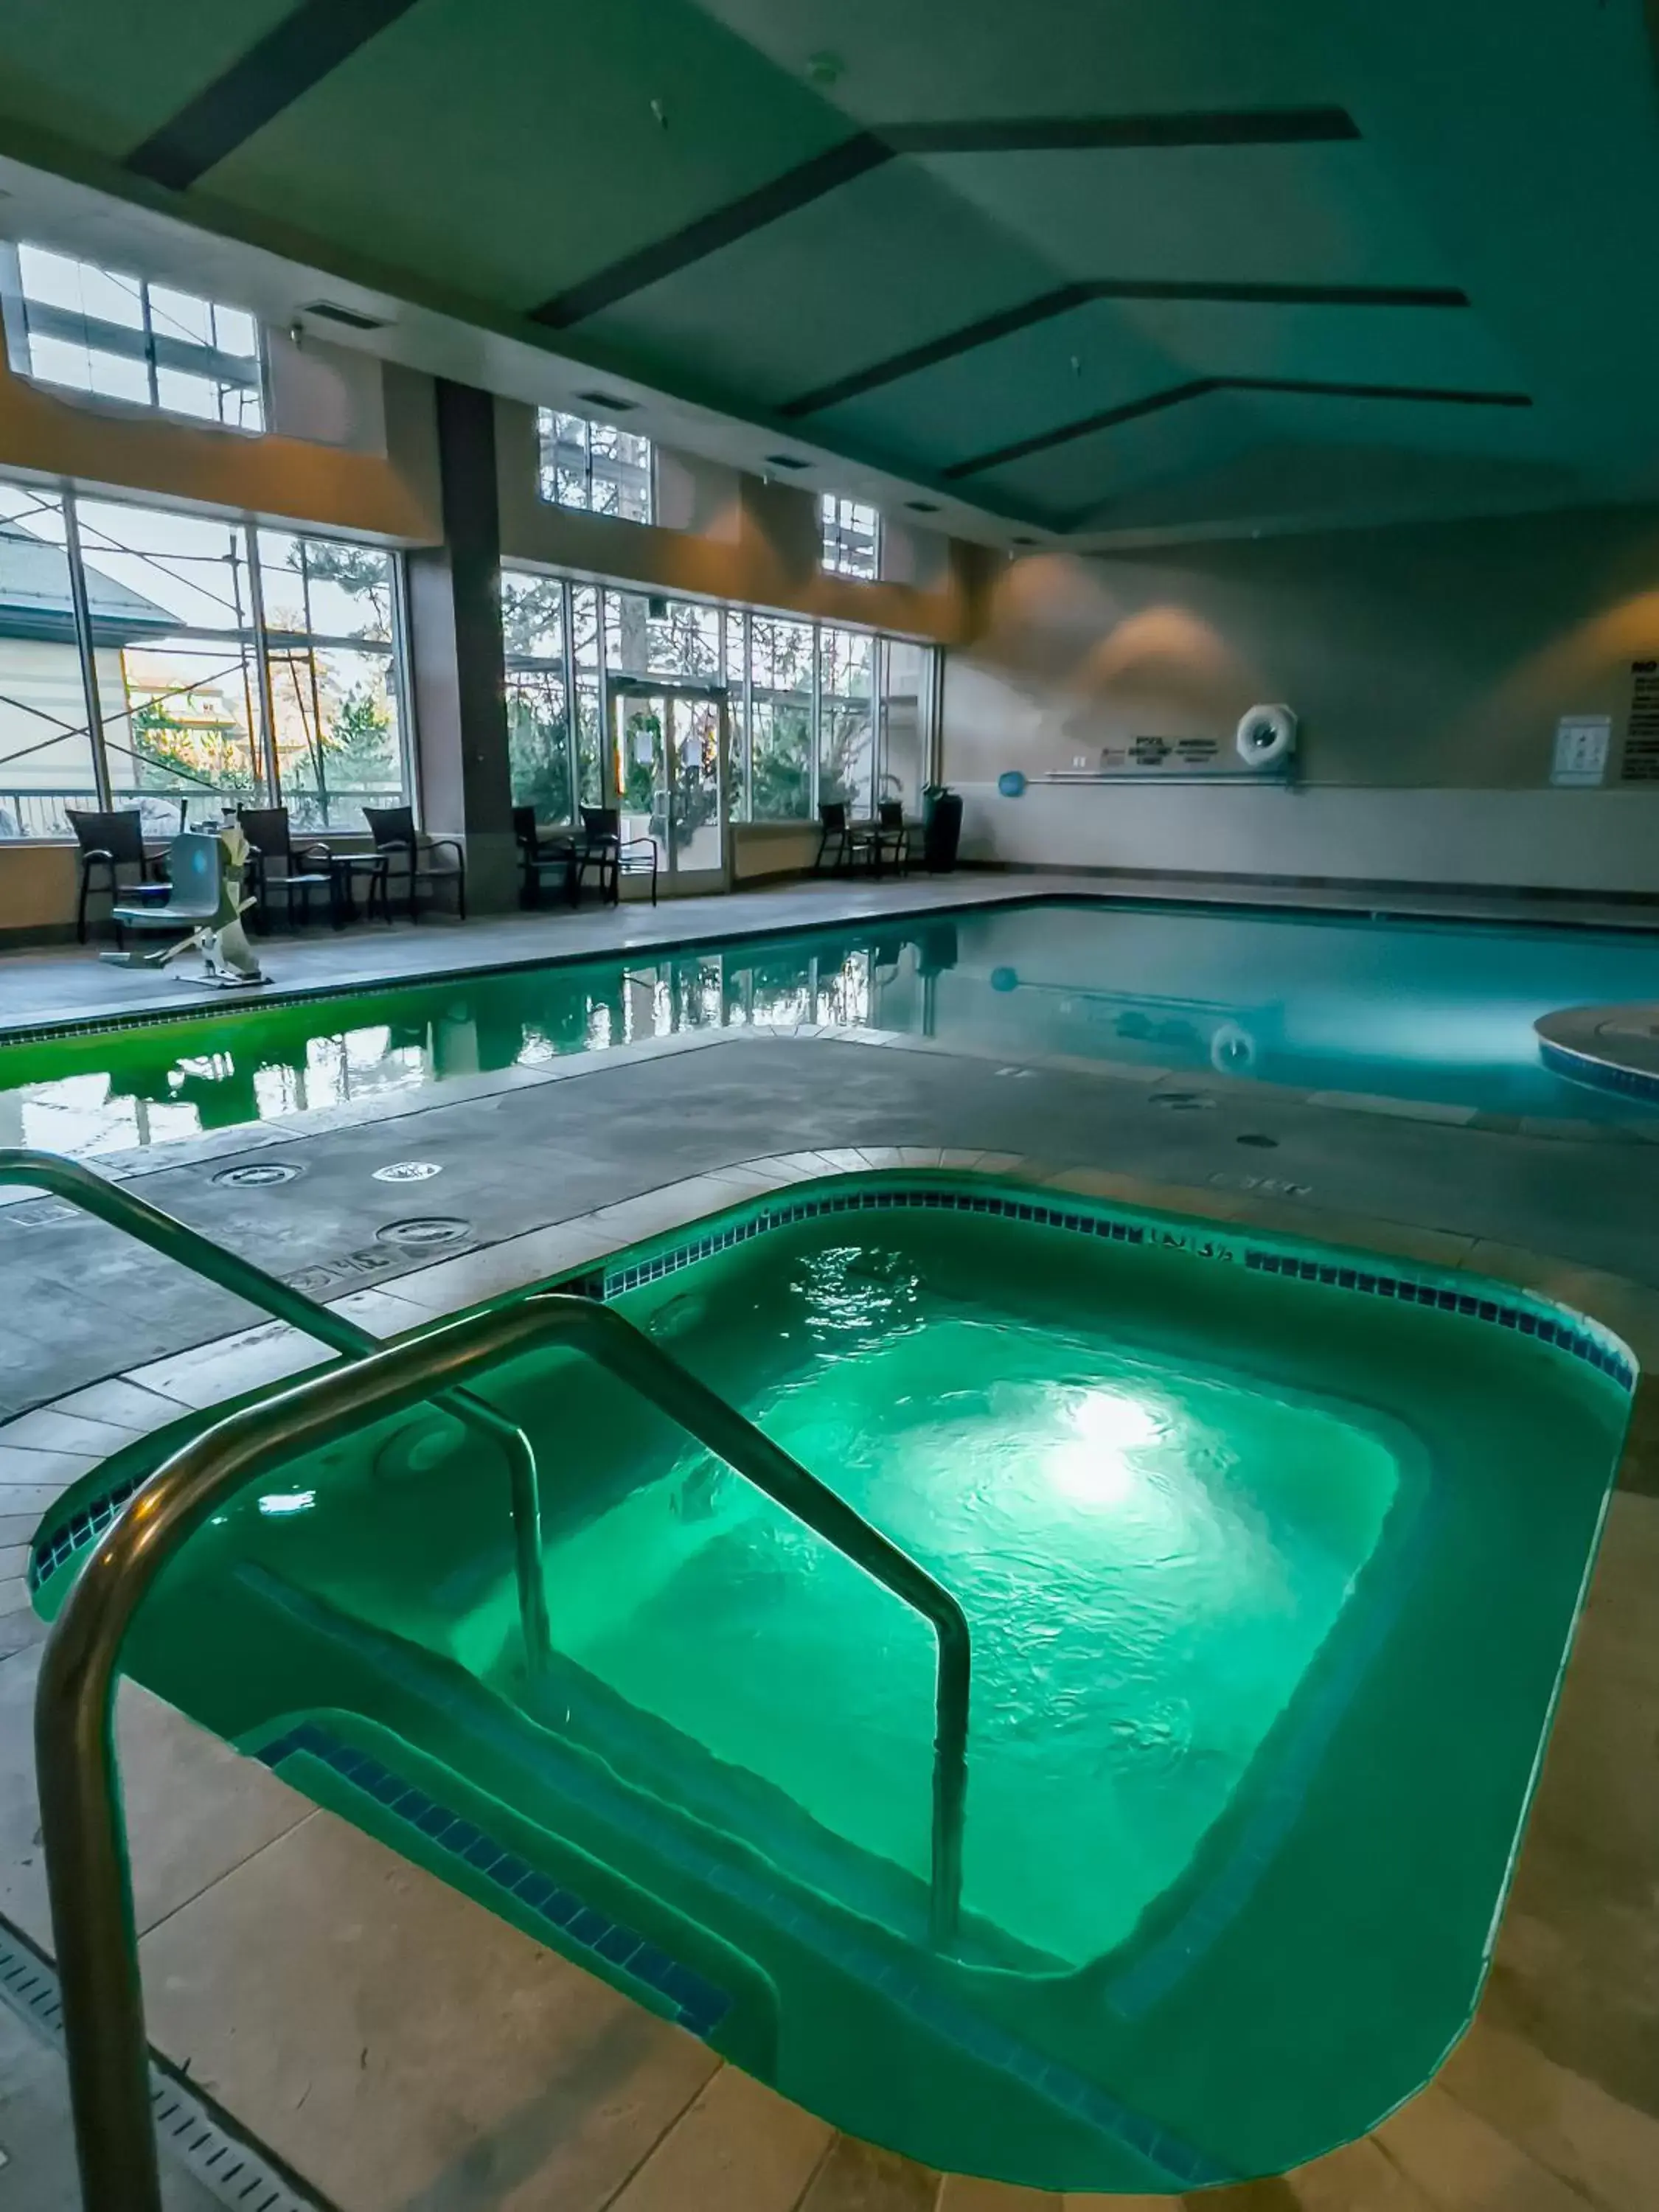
[{"xmin": 1235, "ymin": 703, "xmax": 1297, "ymax": 769}]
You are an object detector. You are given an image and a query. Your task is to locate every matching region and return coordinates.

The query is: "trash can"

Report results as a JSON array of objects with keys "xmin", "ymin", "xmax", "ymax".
[{"xmin": 922, "ymin": 786, "xmax": 963, "ymax": 873}]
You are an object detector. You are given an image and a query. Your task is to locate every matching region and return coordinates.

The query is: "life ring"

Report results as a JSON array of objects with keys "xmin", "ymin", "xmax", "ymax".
[{"xmin": 1235, "ymin": 703, "xmax": 1297, "ymax": 768}]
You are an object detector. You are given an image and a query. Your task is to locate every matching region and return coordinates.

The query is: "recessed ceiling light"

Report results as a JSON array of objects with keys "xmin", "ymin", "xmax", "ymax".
[
  {"xmin": 300, "ymin": 300, "xmax": 386, "ymax": 330},
  {"xmin": 764, "ymin": 453, "xmax": 811, "ymax": 470},
  {"xmin": 575, "ymin": 388, "xmax": 638, "ymax": 412},
  {"xmin": 905, "ymin": 499, "xmax": 941, "ymax": 513}
]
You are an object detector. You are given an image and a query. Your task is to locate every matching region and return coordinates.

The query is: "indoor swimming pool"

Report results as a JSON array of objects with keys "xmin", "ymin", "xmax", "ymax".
[
  {"xmin": 5, "ymin": 896, "xmax": 1659, "ymax": 1155},
  {"xmin": 32, "ymin": 1174, "xmax": 1631, "ymax": 2190}
]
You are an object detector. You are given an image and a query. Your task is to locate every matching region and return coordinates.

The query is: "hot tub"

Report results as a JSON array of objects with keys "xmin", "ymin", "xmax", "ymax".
[{"xmin": 32, "ymin": 1174, "xmax": 1633, "ymax": 2191}]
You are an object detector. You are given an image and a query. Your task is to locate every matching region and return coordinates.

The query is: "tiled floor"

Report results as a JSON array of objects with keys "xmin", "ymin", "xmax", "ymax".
[{"xmin": 4, "ymin": 874, "xmax": 1659, "ymax": 2209}]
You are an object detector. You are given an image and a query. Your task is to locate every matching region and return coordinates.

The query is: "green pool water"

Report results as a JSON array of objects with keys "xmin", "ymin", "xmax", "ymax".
[
  {"xmin": 42, "ymin": 1185, "xmax": 1630, "ymax": 2188},
  {"xmin": 7, "ymin": 893, "xmax": 1659, "ymax": 1155}
]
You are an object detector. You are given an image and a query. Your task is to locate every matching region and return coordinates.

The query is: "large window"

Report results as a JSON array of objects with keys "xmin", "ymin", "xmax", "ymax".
[
  {"xmin": 0, "ymin": 484, "xmax": 98, "ymax": 838},
  {"xmin": 255, "ymin": 531, "xmax": 404, "ymax": 831},
  {"xmin": 1, "ymin": 243, "xmax": 264, "ymax": 431},
  {"xmin": 501, "ymin": 574, "xmax": 609, "ymax": 824},
  {"xmin": 878, "ymin": 639, "xmax": 932, "ymax": 811},
  {"xmin": 818, "ymin": 626, "xmax": 874, "ymax": 816},
  {"xmin": 504, "ymin": 570, "xmax": 571, "ymax": 824},
  {"xmin": 501, "ymin": 567, "xmax": 933, "ymax": 835},
  {"xmin": 821, "ymin": 494, "xmax": 880, "ymax": 580},
  {"xmin": 536, "ymin": 409, "xmax": 653, "ymax": 523},
  {"xmin": 748, "ymin": 618, "xmax": 814, "ymax": 821},
  {"xmin": 0, "ymin": 479, "xmax": 410, "ymax": 838}
]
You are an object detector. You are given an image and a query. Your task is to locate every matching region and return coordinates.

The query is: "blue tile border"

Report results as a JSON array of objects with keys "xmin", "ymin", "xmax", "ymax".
[
  {"xmin": 28, "ymin": 1467, "xmax": 147, "ymax": 1590},
  {"xmin": 1539, "ymin": 1037, "xmax": 1659, "ymax": 1107},
  {"xmin": 603, "ymin": 1179, "xmax": 1639, "ymax": 1393},
  {"xmin": 256, "ymin": 1719, "xmax": 731, "ymax": 2040},
  {"xmin": 27, "ymin": 1175, "xmax": 1636, "ymax": 1594}
]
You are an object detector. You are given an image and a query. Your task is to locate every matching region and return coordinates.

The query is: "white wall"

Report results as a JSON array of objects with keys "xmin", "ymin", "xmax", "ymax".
[
  {"xmin": 945, "ymin": 509, "xmax": 1659, "ymax": 897},
  {"xmin": 957, "ymin": 777, "xmax": 1659, "ymax": 894}
]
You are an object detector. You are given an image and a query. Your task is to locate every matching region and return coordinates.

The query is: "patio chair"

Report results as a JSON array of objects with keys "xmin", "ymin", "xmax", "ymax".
[
  {"xmin": 364, "ymin": 804, "xmax": 467, "ymax": 922},
  {"xmin": 66, "ymin": 808, "xmax": 169, "ymax": 943},
  {"xmin": 574, "ymin": 806, "xmax": 658, "ymax": 906},
  {"xmin": 813, "ymin": 802, "xmax": 865, "ymax": 875},
  {"xmin": 512, "ymin": 804, "xmax": 578, "ymax": 908},
  {"xmin": 237, "ymin": 806, "xmax": 335, "ymax": 930},
  {"xmin": 871, "ymin": 799, "xmax": 911, "ymax": 878}
]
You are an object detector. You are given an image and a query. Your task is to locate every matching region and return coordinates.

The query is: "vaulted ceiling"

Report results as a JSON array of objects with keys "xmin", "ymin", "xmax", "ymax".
[{"xmin": 0, "ymin": 0, "xmax": 1657, "ymax": 544}]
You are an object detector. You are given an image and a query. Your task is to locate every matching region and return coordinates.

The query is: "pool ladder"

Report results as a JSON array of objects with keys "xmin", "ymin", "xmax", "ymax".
[{"xmin": 0, "ymin": 1147, "xmax": 972, "ymax": 2212}]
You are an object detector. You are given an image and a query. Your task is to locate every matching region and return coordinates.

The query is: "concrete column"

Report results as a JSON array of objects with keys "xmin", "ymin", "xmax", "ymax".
[{"xmin": 406, "ymin": 378, "xmax": 516, "ymax": 911}]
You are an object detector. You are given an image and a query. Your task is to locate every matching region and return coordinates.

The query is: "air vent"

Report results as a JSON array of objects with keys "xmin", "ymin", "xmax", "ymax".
[
  {"xmin": 764, "ymin": 453, "xmax": 811, "ymax": 470},
  {"xmin": 904, "ymin": 499, "xmax": 941, "ymax": 513},
  {"xmin": 574, "ymin": 388, "xmax": 638, "ymax": 412},
  {"xmin": 299, "ymin": 300, "xmax": 386, "ymax": 330},
  {"xmin": 1010, "ymin": 535, "xmax": 1039, "ymax": 547}
]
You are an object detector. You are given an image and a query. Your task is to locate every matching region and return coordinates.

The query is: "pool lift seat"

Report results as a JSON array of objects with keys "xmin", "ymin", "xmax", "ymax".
[{"xmin": 102, "ymin": 830, "xmax": 268, "ymax": 990}]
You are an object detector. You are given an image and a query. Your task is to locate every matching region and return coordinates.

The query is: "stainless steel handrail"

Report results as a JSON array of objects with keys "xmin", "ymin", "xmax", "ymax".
[
  {"xmin": 0, "ymin": 1147, "xmax": 552, "ymax": 1676},
  {"xmin": 37, "ymin": 1293, "xmax": 971, "ymax": 2212}
]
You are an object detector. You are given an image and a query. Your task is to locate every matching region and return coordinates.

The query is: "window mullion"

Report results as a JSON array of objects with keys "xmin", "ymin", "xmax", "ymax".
[
  {"xmin": 244, "ymin": 526, "xmax": 281, "ymax": 804},
  {"xmin": 561, "ymin": 577, "xmax": 578, "ymax": 821},
  {"xmin": 810, "ymin": 625, "xmax": 821, "ymax": 817},
  {"xmin": 138, "ymin": 282, "xmax": 159, "ymax": 411},
  {"xmin": 61, "ymin": 487, "xmax": 112, "ymax": 810}
]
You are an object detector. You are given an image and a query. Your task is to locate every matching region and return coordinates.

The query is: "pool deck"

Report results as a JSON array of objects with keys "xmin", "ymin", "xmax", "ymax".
[{"xmin": 1, "ymin": 868, "xmax": 1658, "ymax": 2208}]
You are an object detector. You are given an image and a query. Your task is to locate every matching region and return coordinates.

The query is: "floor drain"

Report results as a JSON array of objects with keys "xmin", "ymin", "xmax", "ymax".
[
  {"xmin": 1237, "ymin": 1133, "xmax": 1280, "ymax": 1148},
  {"xmin": 0, "ymin": 1921, "xmax": 320, "ymax": 2210},
  {"xmin": 1152, "ymin": 1092, "xmax": 1217, "ymax": 1110},
  {"xmin": 213, "ymin": 1161, "xmax": 300, "ymax": 1188},
  {"xmin": 375, "ymin": 1217, "xmax": 471, "ymax": 1251},
  {"xmin": 372, "ymin": 1161, "xmax": 442, "ymax": 1183}
]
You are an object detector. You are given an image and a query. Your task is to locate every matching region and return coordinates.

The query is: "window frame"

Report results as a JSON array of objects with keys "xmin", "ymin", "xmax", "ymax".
[
  {"xmin": 820, "ymin": 493, "xmax": 881, "ymax": 581},
  {"xmin": 535, "ymin": 408, "xmax": 655, "ymax": 525},
  {"xmin": 0, "ymin": 473, "xmax": 415, "ymax": 841},
  {"xmin": 0, "ymin": 242, "xmax": 267, "ymax": 436},
  {"xmin": 498, "ymin": 569, "xmax": 933, "ymax": 838}
]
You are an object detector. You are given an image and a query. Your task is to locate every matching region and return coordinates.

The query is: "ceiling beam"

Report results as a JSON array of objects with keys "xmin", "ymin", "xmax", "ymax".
[
  {"xmin": 126, "ymin": 0, "xmax": 422, "ymax": 192},
  {"xmin": 529, "ymin": 107, "xmax": 1361, "ymax": 328},
  {"xmin": 945, "ymin": 376, "xmax": 1534, "ymax": 479},
  {"xmin": 781, "ymin": 278, "xmax": 1474, "ymax": 418}
]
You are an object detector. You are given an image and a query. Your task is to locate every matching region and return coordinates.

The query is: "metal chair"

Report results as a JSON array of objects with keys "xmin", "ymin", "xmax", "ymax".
[
  {"xmin": 574, "ymin": 806, "xmax": 658, "ymax": 906},
  {"xmin": 813, "ymin": 802, "xmax": 854, "ymax": 874},
  {"xmin": 364, "ymin": 804, "xmax": 467, "ymax": 922},
  {"xmin": 237, "ymin": 806, "xmax": 335, "ymax": 930},
  {"xmin": 66, "ymin": 809, "xmax": 169, "ymax": 944},
  {"xmin": 512, "ymin": 804, "xmax": 578, "ymax": 908},
  {"xmin": 872, "ymin": 799, "xmax": 911, "ymax": 878}
]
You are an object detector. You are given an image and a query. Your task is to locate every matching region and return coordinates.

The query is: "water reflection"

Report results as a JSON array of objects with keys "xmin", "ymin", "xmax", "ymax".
[
  {"xmin": 6, "ymin": 894, "xmax": 1655, "ymax": 1155},
  {"xmin": 0, "ymin": 925, "xmax": 949, "ymax": 1156}
]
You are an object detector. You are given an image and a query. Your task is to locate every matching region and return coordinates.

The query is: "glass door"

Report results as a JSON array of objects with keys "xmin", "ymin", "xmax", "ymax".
[{"xmin": 610, "ymin": 680, "xmax": 729, "ymax": 892}]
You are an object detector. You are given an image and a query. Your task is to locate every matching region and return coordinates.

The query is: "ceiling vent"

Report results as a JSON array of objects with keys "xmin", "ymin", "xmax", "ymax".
[
  {"xmin": 904, "ymin": 499, "xmax": 941, "ymax": 513},
  {"xmin": 300, "ymin": 300, "xmax": 386, "ymax": 330},
  {"xmin": 574, "ymin": 388, "xmax": 638, "ymax": 412},
  {"xmin": 764, "ymin": 453, "xmax": 811, "ymax": 470}
]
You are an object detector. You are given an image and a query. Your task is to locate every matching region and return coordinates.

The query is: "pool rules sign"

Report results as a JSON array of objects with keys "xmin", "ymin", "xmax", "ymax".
[{"xmin": 1551, "ymin": 713, "xmax": 1610, "ymax": 787}]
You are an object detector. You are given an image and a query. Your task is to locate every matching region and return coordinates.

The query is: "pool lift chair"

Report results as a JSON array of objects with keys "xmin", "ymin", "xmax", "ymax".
[{"xmin": 101, "ymin": 825, "xmax": 270, "ymax": 990}]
